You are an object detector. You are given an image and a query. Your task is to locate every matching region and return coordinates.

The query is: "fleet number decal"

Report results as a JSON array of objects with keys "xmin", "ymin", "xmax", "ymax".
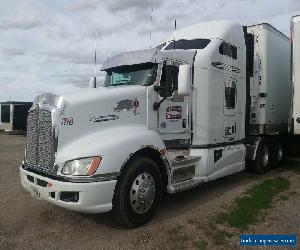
[{"xmin": 61, "ymin": 117, "xmax": 74, "ymax": 126}]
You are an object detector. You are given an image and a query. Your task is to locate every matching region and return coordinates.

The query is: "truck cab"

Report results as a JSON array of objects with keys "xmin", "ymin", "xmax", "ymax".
[{"xmin": 20, "ymin": 20, "xmax": 290, "ymax": 227}]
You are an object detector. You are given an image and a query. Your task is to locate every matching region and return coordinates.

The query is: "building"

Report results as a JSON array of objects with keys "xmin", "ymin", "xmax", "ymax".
[{"xmin": 0, "ymin": 101, "xmax": 32, "ymax": 132}]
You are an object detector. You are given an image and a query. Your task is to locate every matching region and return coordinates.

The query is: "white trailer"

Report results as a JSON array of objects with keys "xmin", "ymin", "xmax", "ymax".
[
  {"xmin": 247, "ymin": 24, "xmax": 291, "ymax": 135},
  {"xmin": 292, "ymin": 15, "xmax": 300, "ymax": 135},
  {"xmin": 20, "ymin": 20, "xmax": 291, "ymax": 227}
]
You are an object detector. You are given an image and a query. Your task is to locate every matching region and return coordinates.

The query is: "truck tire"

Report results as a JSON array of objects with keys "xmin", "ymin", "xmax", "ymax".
[
  {"xmin": 112, "ymin": 157, "xmax": 163, "ymax": 228},
  {"xmin": 270, "ymin": 138, "xmax": 286, "ymax": 167},
  {"xmin": 250, "ymin": 138, "xmax": 270, "ymax": 174}
]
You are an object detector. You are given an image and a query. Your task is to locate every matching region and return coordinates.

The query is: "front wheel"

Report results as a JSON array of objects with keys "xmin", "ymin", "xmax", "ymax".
[{"xmin": 112, "ymin": 157, "xmax": 162, "ymax": 228}]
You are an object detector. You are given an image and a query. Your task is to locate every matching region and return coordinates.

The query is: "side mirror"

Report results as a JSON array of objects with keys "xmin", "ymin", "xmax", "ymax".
[
  {"xmin": 178, "ymin": 64, "xmax": 191, "ymax": 96},
  {"xmin": 154, "ymin": 64, "xmax": 174, "ymax": 97}
]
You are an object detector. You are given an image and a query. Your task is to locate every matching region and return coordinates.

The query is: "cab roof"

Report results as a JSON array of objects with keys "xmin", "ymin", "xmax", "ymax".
[
  {"xmin": 101, "ymin": 48, "xmax": 196, "ymax": 71},
  {"xmin": 164, "ymin": 20, "xmax": 244, "ymax": 47}
]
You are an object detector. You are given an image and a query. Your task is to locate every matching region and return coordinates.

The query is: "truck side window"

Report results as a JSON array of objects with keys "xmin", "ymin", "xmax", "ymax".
[
  {"xmin": 225, "ymin": 81, "xmax": 236, "ymax": 109},
  {"xmin": 219, "ymin": 42, "xmax": 237, "ymax": 59},
  {"xmin": 160, "ymin": 64, "xmax": 179, "ymax": 97},
  {"xmin": 164, "ymin": 39, "xmax": 211, "ymax": 50}
]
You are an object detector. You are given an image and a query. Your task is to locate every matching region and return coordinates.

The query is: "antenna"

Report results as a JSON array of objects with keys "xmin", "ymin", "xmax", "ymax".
[
  {"xmin": 150, "ymin": 8, "xmax": 153, "ymax": 49},
  {"xmin": 173, "ymin": 19, "xmax": 177, "ymax": 59},
  {"xmin": 89, "ymin": 28, "xmax": 97, "ymax": 88},
  {"xmin": 94, "ymin": 28, "xmax": 97, "ymax": 78}
]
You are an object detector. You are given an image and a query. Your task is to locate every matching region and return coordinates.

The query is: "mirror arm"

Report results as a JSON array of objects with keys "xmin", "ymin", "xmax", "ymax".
[
  {"xmin": 154, "ymin": 85, "xmax": 161, "ymax": 92},
  {"xmin": 153, "ymin": 97, "xmax": 168, "ymax": 111}
]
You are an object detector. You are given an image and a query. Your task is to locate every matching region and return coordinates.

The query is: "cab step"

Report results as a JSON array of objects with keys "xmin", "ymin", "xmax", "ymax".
[
  {"xmin": 170, "ymin": 156, "xmax": 201, "ymax": 183},
  {"xmin": 169, "ymin": 178, "xmax": 205, "ymax": 193},
  {"xmin": 171, "ymin": 155, "xmax": 201, "ymax": 168},
  {"xmin": 165, "ymin": 150, "xmax": 204, "ymax": 193}
]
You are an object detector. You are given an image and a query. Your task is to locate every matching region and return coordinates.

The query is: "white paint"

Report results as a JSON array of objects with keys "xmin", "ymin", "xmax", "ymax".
[
  {"xmin": 20, "ymin": 167, "xmax": 116, "ymax": 213},
  {"xmin": 247, "ymin": 24, "xmax": 291, "ymax": 128},
  {"xmin": 20, "ymin": 20, "xmax": 292, "ymax": 216},
  {"xmin": 178, "ymin": 64, "xmax": 191, "ymax": 96},
  {"xmin": 292, "ymin": 16, "xmax": 300, "ymax": 134}
]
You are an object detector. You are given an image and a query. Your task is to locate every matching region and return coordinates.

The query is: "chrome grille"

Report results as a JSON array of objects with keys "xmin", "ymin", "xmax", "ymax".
[
  {"xmin": 26, "ymin": 108, "xmax": 54, "ymax": 172},
  {"xmin": 26, "ymin": 109, "xmax": 39, "ymax": 166},
  {"xmin": 38, "ymin": 110, "xmax": 54, "ymax": 170}
]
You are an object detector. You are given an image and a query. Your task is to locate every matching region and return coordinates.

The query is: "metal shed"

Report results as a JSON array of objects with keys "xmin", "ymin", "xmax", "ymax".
[{"xmin": 0, "ymin": 101, "xmax": 32, "ymax": 132}]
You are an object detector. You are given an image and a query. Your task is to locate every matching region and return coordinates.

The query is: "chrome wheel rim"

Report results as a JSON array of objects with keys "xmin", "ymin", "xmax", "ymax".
[
  {"xmin": 130, "ymin": 172, "xmax": 155, "ymax": 214},
  {"xmin": 277, "ymin": 143, "xmax": 283, "ymax": 162},
  {"xmin": 261, "ymin": 145, "xmax": 269, "ymax": 167}
]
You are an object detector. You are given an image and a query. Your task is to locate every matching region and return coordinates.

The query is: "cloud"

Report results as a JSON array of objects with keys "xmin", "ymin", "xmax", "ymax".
[
  {"xmin": 43, "ymin": 50, "xmax": 95, "ymax": 65},
  {"xmin": 42, "ymin": 45, "xmax": 113, "ymax": 65},
  {"xmin": 53, "ymin": 73, "xmax": 91, "ymax": 88},
  {"xmin": 104, "ymin": 0, "xmax": 162, "ymax": 12},
  {"xmin": 0, "ymin": 0, "xmax": 298, "ymax": 102},
  {"xmin": 0, "ymin": 14, "xmax": 52, "ymax": 31},
  {"xmin": 2, "ymin": 47, "xmax": 25, "ymax": 56},
  {"xmin": 68, "ymin": 0, "xmax": 99, "ymax": 12}
]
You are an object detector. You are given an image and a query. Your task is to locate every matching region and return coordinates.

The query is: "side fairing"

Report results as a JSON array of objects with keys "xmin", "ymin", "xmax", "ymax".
[{"xmin": 192, "ymin": 38, "xmax": 246, "ymax": 146}]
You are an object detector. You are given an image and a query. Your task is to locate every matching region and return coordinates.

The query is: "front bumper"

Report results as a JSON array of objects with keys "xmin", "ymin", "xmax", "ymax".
[{"xmin": 20, "ymin": 166, "xmax": 117, "ymax": 213}]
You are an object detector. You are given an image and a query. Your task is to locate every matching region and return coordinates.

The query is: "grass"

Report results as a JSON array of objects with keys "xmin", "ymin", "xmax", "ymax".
[
  {"xmin": 279, "ymin": 195, "xmax": 289, "ymax": 201},
  {"xmin": 167, "ymin": 224, "xmax": 209, "ymax": 249},
  {"xmin": 288, "ymin": 191, "xmax": 298, "ymax": 196},
  {"xmin": 211, "ymin": 230, "xmax": 234, "ymax": 245},
  {"xmin": 166, "ymin": 176, "xmax": 293, "ymax": 248},
  {"xmin": 168, "ymin": 224, "xmax": 183, "ymax": 235},
  {"xmin": 215, "ymin": 177, "xmax": 290, "ymax": 230},
  {"xmin": 193, "ymin": 239, "xmax": 208, "ymax": 250},
  {"xmin": 167, "ymin": 224, "xmax": 191, "ymax": 249}
]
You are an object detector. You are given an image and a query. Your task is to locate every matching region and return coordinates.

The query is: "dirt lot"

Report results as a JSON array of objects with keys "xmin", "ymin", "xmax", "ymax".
[{"xmin": 0, "ymin": 133, "xmax": 299, "ymax": 250}]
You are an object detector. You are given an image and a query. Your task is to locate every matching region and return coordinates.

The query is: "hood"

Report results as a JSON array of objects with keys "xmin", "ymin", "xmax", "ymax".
[{"xmin": 56, "ymin": 85, "xmax": 148, "ymax": 153}]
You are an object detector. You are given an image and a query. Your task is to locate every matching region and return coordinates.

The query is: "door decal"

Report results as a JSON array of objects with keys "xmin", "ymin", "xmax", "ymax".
[{"xmin": 165, "ymin": 105, "xmax": 183, "ymax": 120}]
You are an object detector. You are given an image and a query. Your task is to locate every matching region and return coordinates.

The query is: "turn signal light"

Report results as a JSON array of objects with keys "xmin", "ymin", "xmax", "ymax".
[{"xmin": 87, "ymin": 157, "xmax": 102, "ymax": 176}]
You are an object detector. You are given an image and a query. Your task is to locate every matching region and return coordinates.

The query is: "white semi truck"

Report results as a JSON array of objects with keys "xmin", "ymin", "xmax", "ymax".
[
  {"xmin": 20, "ymin": 20, "xmax": 291, "ymax": 227},
  {"xmin": 292, "ymin": 15, "xmax": 300, "ymax": 135}
]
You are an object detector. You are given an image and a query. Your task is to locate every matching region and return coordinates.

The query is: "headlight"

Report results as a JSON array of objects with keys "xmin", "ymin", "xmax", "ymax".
[{"xmin": 61, "ymin": 156, "xmax": 102, "ymax": 176}]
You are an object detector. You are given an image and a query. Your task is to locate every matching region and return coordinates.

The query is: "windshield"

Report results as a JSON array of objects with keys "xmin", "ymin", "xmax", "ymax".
[{"xmin": 104, "ymin": 63, "xmax": 157, "ymax": 87}]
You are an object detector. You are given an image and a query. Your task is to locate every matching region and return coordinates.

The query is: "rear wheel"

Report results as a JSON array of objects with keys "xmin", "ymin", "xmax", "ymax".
[
  {"xmin": 112, "ymin": 157, "xmax": 162, "ymax": 228},
  {"xmin": 250, "ymin": 138, "xmax": 270, "ymax": 174},
  {"xmin": 271, "ymin": 138, "xmax": 287, "ymax": 167}
]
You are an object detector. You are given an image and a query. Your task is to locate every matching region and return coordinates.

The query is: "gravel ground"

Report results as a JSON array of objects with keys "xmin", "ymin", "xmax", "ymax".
[{"xmin": 0, "ymin": 133, "xmax": 299, "ymax": 250}]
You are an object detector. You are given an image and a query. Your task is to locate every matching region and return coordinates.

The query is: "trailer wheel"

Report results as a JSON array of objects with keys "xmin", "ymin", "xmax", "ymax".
[
  {"xmin": 112, "ymin": 157, "xmax": 162, "ymax": 228},
  {"xmin": 251, "ymin": 138, "xmax": 270, "ymax": 174}
]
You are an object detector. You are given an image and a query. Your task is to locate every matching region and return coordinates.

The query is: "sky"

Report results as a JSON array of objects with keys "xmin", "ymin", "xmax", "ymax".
[{"xmin": 0, "ymin": 0, "xmax": 299, "ymax": 102}]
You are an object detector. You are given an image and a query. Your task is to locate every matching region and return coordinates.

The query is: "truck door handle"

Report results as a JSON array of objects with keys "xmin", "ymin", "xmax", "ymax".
[{"xmin": 182, "ymin": 119, "xmax": 187, "ymax": 128}]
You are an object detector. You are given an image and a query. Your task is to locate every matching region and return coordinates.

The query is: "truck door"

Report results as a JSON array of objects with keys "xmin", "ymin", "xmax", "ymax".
[
  {"xmin": 219, "ymin": 41, "xmax": 240, "ymax": 142},
  {"xmin": 224, "ymin": 76, "xmax": 238, "ymax": 141},
  {"xmin": 157, "ymin": 61, "xmax": 191, "ymax": 148}
]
